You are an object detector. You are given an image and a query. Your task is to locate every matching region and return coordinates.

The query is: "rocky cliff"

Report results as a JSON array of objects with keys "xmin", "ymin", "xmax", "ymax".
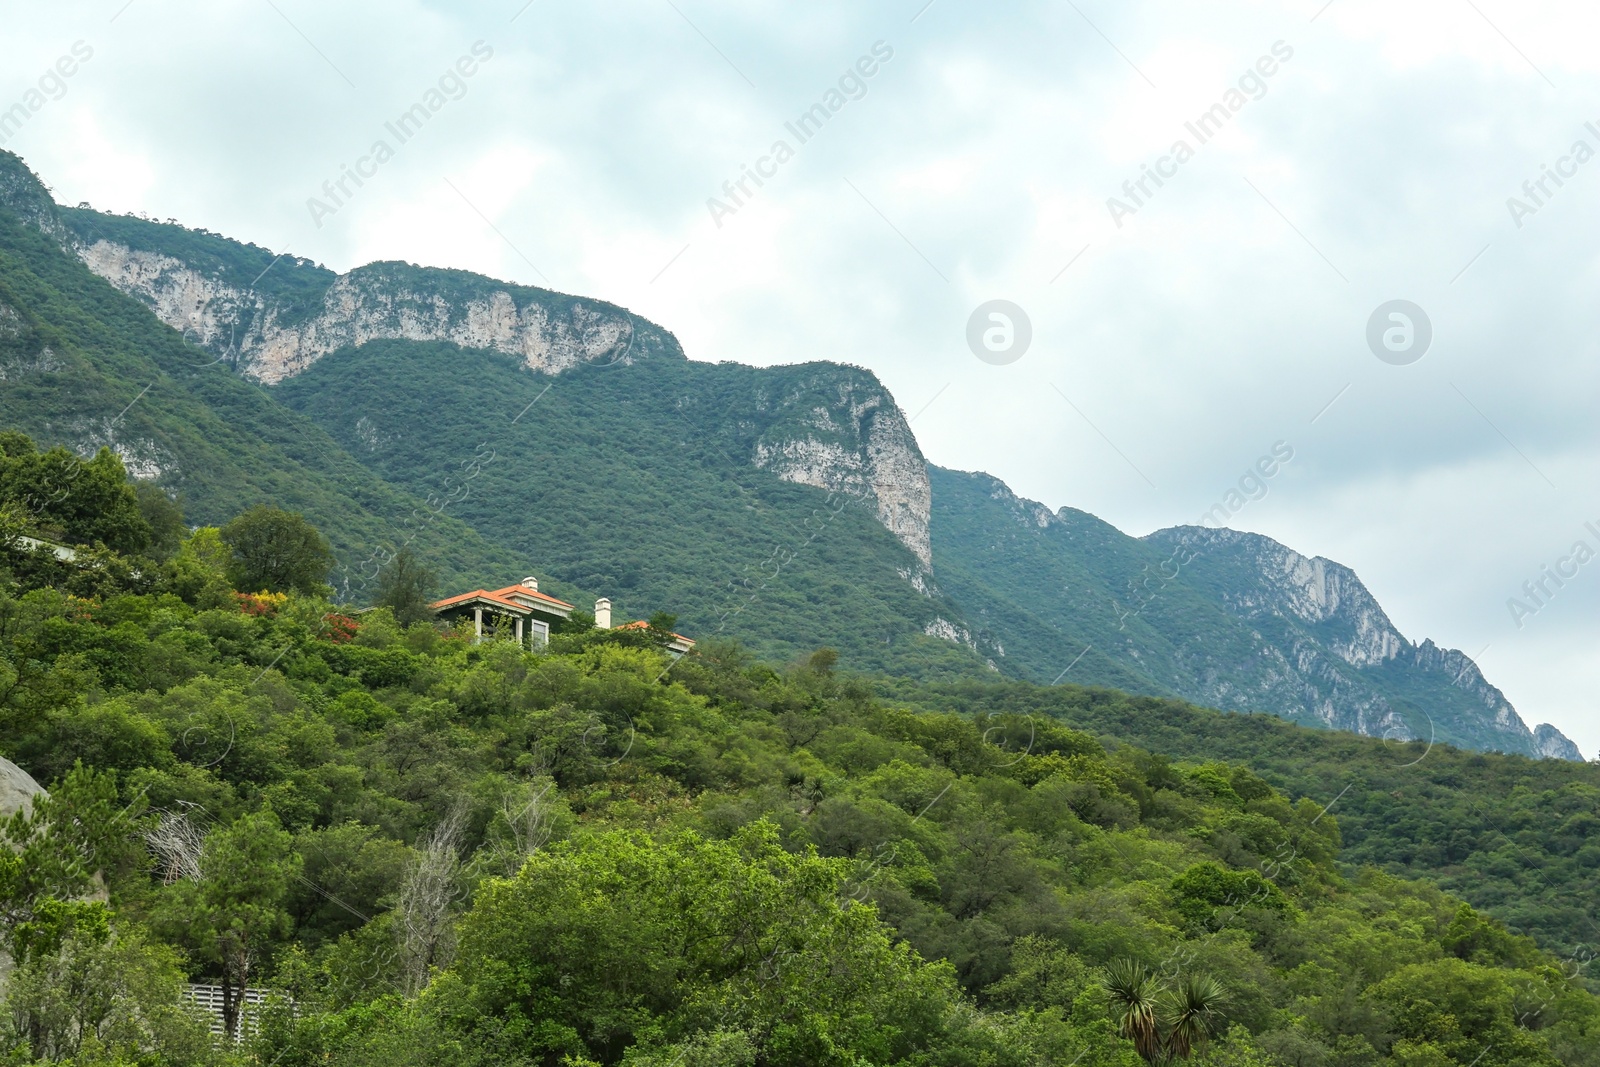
[
  {"xmin": 1, "ymin": 148, "xmax": 1582, "ymax": 759},
  {"xmin": 4, "ymin": 174, "xmax": 938, "ymax": 569},
  {"xmin": 70, "ymin": 237, "xmax": 680, "ymax": 383},
  {"xmin": 928, "ymin": 468, "xmax": 1582, "ymax": 760},
  {"xmin": 748, "ymin": 367, "xmax": 933, "ymax": 570},
  {"xmin": 1143, "ymin": 525, "xmax": 1578, "ymax": 759}
]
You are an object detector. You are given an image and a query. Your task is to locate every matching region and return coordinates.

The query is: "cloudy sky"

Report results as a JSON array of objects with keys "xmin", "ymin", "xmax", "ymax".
[{"xmin": 4, "ymin": 0, "xmax": 1597, "ymax": 755}]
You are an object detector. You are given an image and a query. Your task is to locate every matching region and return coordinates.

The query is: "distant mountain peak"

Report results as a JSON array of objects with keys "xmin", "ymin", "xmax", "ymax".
[
  {"xmin": 1153, "ymin": 524, "xmax": 1407, "ymax": 668},
  {"xmin": 1535, "ymin": 723, "xmax": 1585, "ymax": 761},
  {"xmin": 0, "ymin": 150, "xmax": 67, "ymax": 244},
  {"xmin": 1143, "ymin": 524, "xmax": 1581, "ymax": 760}
]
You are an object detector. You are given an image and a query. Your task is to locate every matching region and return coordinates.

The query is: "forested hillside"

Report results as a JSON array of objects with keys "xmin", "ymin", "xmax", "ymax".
[
  {"xmin": 928, "ymin": 469, "xmax": 1578, "ymax": 759},
  {"xmin": 886, "ymin": 675, "xmax": 1600, "ymax": 965},
  {"xmin": 0, "ymin": 152, "xmax": 524, "ymax": 593},
  {"xmin": 1, "ymin": 435, "xmax": 1597, "ymax": 1067},
  {"xmin": 273, "ymin": 338, "xmax": 983, "ymax": 678}
]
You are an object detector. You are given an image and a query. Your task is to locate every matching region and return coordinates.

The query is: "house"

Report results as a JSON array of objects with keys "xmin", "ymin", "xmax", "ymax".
[
  {"xmin": 431, "ymin": 577, "xmax": 574, "ymax": 647},
  {"xmin": 430, "ymin": 578, "xmax": 694, "ymax": 655},
  {"xmin": 611, "ymin": 619, "xmax": 696, "ymax": 657}
]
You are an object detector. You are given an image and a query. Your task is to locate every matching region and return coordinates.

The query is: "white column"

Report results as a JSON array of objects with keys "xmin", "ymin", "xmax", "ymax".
[
  {"xmin": 515, "ymin": 617, "xmax": 524, "ymax": 646},
  {"xmin": 473, "ymin": 606, "xmax": 483, "ymax": 642}
]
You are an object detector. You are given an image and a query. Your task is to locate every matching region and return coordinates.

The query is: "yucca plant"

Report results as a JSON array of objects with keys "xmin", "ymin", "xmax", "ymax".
[
  {"xmin": 1162, "ymin": 971, "xmax": 1231, "ymax": 1059},
  {"xmin": 1105, "ymin": 960, "xmax": 1231, "ymax": 1063},
  {"xmin": 1104, "ymin": 958, "xmax": 1164, "ymax": 1063}
]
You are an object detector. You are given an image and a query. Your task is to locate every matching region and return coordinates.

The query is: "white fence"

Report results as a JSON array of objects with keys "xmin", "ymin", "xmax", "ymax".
[{"xmin": 181, "ymin": 983, "xmax": 271, "ymax": 1040}]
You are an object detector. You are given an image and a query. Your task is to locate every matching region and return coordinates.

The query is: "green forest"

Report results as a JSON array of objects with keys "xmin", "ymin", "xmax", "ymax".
[{"xmin": 1, "ymin": 433, "xmax": 1597, "ymax": 1067}]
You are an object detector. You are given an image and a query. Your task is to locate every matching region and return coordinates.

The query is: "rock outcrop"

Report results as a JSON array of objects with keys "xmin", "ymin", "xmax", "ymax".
[
  {"xmin": 73, "ymin": 241, "xmax": 678, "ymax": 384},
  {"xmin": 1, "ymin": 150, "xmax": 940, "ymax": 573},
  {"xmin": 0, "ymin": 755, "xmax": 45, "ymax": 822},
  {"xmin": 1534, "ymin": 723, "xmax": 1585, "ymax": 762},
  {"xmin": 750, "ymin": 370, "xmax": 933, "ymax": 570}
]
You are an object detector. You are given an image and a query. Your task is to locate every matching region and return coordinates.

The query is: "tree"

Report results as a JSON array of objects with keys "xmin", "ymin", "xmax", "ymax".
[
  {"xmin": 422, "ymin": 822, "xmax": 1002, "ymax": 1066},
  {"xmin": 1, "ymin": 922, "xmax": 215, "ymax": 1064},
  {"xmin": 1106, "ymin": 959, "xmax": 1163, "ymax": 1063},
  {"xmin": 0, "ymin": 762, "xmax": 140, "ymax": 965},
  {"xmin": 1164, "ymin": 972, "xmax": 1230, "ymax": 1059},
  {"xmin": 395, "ymin": 806, "xmax": 466, "ymax": 995},
  {"xmin": 165, "ymin": 526, "xmax": 235, "ymax": 607},
  {"xmin": 0, "ymin": 589, "xmax": 97, "ymax": 734},
  {"xmin": 157, "ymin": 806, "xmax": 300, "ymax": 1038},
  {"xmin": 220, "ymin": 506, "xmax": 333, "ymax": 595},
  {"xmin": 134, "ymin": 481, "xmax": 187, "ymax": 561},
  {"xmin": 374, "ymin": 547, "xmax": 436, "ymax": 626},
  {"xmin": 1105, "ymin": 959, "xmax": 1231, "ymax": 1064},
  {"xmin": 806, "ymin": 647, "xmax": 839, "ymax": 674},
  {"xmin": 0, "ymin": 433, "xmax": 151, "ymax": 555},
  {"xmin": 1368, "ymin": 958, "xmax": 1563, "ymax": 1067}
]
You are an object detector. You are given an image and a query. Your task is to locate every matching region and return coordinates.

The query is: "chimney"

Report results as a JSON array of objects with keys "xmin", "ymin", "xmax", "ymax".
[
  {"xmin": 521, "ymin": 576, "xmax": 539, "ymax": 591},
  {"xmin": 594, "ymin": 597, "xmax": 612, "ymax": 629}
]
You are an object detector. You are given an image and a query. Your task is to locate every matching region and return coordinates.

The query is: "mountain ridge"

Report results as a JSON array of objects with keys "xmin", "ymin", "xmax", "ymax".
[{"xmin": 0, "ymin": 149, "xmax": 1581, "ymax": 761}]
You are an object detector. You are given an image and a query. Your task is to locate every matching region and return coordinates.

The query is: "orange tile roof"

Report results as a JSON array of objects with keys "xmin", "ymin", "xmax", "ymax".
[
  {"xmin": 431, "ymin": 589, "xmax": 533, "ymax": 614},
  {"xmin": 614, "ymin": 620, "xmax": 695, "ymax": 645},
  {"xmin": 487, "ymin": 584, "xmax": 575, "ymax": 610}
]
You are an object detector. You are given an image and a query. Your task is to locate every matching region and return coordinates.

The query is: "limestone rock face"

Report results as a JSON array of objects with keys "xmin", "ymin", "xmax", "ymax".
[
  {"xmin": 0, "ymin": 152, "xmax": 940, "ymax": 577},
  {"xmin": 749, "ymin": 368, "xmax": 933, "ymax": 570},
  {"xmin": 76, "ymin": 235, "xmax": 941, "ymax": 566},
  {"xmin": 1190, "ymin": 528, "xmax": 1409, "ymax": 669},
  {"xmin": 1534, "ymin": 723, "xmax": 1585, "ymax": 762},
  {"xmin": 0, "ymin": 755, "xmax": 44, "ymax": 822},
  {"xmin": 1144, "ymin": 525, "xmax": 1582, "ymax": 760},
  {"xmin": 74, "ymin": 242, "xmax": 678, "ymax": 384}
]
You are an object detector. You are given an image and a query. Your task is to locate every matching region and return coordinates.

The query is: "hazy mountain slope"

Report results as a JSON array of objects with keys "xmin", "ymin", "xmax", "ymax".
[
  {"xmin": 930, "ymin": 467, "xmax": 1581, "ymax": 759},
  {"xmin": 1145, "ymin": 525, "xmax": 1584, "ymax": 758},
  {"xmin": 0, "ymin": 149, "xmax": 524, "ymax": 588}
]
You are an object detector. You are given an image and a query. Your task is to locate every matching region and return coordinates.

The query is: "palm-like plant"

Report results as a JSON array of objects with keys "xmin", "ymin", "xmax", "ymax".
[
  {"xmin": 1105, "ymin": 960, "xmax": 1231, "ymax": 1063},
  {"xmin": 1104, "ymin": 958, "xmax": 1163, "ymax": 1063},
  {"xmin": 1162, "ymin": 971, "xmax": 1230, "ymax": 1059}
]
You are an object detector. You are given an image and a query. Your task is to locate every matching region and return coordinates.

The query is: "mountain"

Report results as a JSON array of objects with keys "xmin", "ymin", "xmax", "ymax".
[
  {"xmin": 0, "ymin": 149, "xmax": 983, "ymax": 680},
  {"xmin": 270, "ymin": 337, "xmax": 978, "ymax": 676},
  {"xmin": 928, "ymin": 470, "xmax": 1584, "ymax": 759},
  {"xmin": 0, "ymin": 150, "xmax": 525, "ymax": 590},
  {"xmin": 0, "ymin": 149, "xmax": 1581, "ymax": 761}
]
